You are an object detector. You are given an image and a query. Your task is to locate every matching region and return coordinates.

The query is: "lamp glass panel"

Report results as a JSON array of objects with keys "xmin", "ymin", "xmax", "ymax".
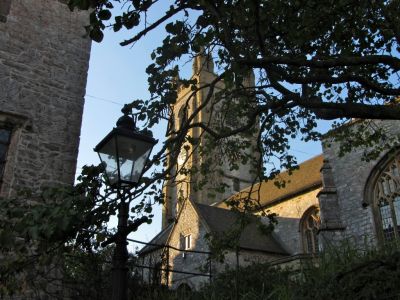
[
  {"xmin": 97, "ymin": 136, "xmax": 119, "ymax": 186},
  {"xmin": 116, "ymin": 135, "xmax": 153, "ymax": 184}
]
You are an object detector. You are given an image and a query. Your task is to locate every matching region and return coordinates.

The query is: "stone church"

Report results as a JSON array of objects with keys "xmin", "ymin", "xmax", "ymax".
[
  {"xmin": 139, "ymin": 53, "xmax": 400, "ymax": 290},
  {"xmin": 2, "ymin": 0, "xmax": 400, "ymax": 294}
]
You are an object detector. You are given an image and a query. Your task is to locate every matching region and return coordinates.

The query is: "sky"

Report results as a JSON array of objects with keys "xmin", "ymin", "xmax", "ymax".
[
  {"xmin": 75, "ymin": 3, "xmax": 327, "ymax": 251},
  {"xmin": 75, "ymin": 4, "xmax": 170, "ymax": 249}
]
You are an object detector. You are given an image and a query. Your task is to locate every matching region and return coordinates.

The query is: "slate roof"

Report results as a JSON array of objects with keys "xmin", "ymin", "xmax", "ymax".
[
  {"xmin": 217, "ymin": 155, "xmax": 323, "ymax": 209},
  {"xmin": 195, "ymin": 203, "xmax": 289, "ymax": 255},
  {"xmin": 138, "ymin": 223, "xmax": 173, "ymax": 256},
  {"xmin": 138, "ymin": 201, "xmax": 289, "ymax": 256},
  {"xmin": 138, "ymin": 155, "xmax": 322, "ymax": 257}
]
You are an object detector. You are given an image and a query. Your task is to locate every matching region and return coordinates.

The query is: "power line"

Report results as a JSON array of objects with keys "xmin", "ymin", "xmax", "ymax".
[
  {"xmin": 85, "ymin": 94, "xmax": 125, "ymax": 106},
  {"xmin": 291, "ymin": 148, "xmax": 314, "ymax": 155},
  {"xmin": 128, "ymin": 238, "xmax": 211, "ymax": 255}
]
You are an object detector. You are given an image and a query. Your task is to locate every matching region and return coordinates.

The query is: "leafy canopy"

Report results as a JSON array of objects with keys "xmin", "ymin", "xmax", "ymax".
[
  {"xmin": 69, "ymin": 0, "xmax": 400, "ymax": 250},
  {"xmin": 68, "ymin": 0, "xmax": 400, "ymax": 175},
  {"xmin": 2, "ymin": 0, "xmax": 400, "ymax": 293}
]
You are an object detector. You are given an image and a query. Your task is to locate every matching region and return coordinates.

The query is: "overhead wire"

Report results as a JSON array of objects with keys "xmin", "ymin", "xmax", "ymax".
[
  {"xmin": 85, "ymin": 93, "xmax": 125, "ymax": 106},
  {"xmin": 83, "ymin": 93, "xmax": 316, "ymax": 159}
]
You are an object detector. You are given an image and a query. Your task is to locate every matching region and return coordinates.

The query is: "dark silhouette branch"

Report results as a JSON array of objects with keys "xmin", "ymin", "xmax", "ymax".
[{"xmin": 241, "ymin": 55, "xmax": 400, "ymax": 71}]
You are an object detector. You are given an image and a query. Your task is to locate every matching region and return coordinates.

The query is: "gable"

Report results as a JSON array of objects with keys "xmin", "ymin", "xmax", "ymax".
[{"xmin": 166, "ymin": 199, "xmax": 210, "ymax": 251}]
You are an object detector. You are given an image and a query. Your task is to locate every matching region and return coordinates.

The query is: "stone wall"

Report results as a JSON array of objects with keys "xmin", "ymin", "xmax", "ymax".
[
  {"xmin": 262, "ymin": 189, "xmax": 321, "ymax": 254},
  {"xmin": 168, "ymin": 200, "xmax": 211, "ymax": 289},
  {"xmin": 222, "ymin": 249, "xmax": 282, "ymax": 268},
  {"xmin": 0, "ymin": 0, "xmax": 91, "ymax": 197},
  {"xmin": 139, "ymin": 248, "xmax": 165, "ymax": 285},
  {"xmin": 322, "ymin": 120, "xmax": 400, "ymax": 248},
  {"xmin": 166, "ymin": 200, "xmax": 287, "ymax": 290}
]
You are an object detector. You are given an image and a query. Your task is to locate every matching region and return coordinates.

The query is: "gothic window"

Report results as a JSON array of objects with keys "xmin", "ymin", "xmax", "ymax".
[
  {"xmin": 301, "ymin": 206, "xmax": 320, "ymax": 254},
  {"xmin": 177, "ymin": 106, "xmax": 188, "ymax": 130},
  {"xmin": 0, "ymin": 126, "xmax": 12, "ymax": 187},
  {"xmin": 372, "ymin": 151, "xmax": 400, "ymax": 242},
  {"xmin": 0, "ymin": 0, "xmax": 11, "ymax": 22}
]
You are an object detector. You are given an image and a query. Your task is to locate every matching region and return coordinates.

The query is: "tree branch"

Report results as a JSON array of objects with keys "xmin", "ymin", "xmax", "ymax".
[
  {"xmin": 298, "ymin": 99, "xmax": 400, "ymax": 120},
  {"xmin": 120, "ymin": 2, "xmax": 194, "ymax": 46},
  {"xmin": 241, "ymin": 55, "xmax": 400, "ymax": 72},
  {"xmin": 266, "ymin": 69, "xmax": 400, "ymax": 120},
  {"xmin": 267, "ymin": 64, "xmax": 400, "ymax": 96}
]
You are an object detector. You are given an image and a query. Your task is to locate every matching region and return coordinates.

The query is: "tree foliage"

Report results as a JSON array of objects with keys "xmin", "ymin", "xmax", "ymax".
[
  {"xmin": 0, "ymin": 165, "xmax": 154, "ymax": 296},
  {"xmin": 197, "ymin": 243, "xmax": 400, "ymax": 300},
  {"xmin": 3, "ymin": 0, "xmax": 400, "ymax": 294},
  {"xmin": 68, "ymin": 0, "xmax": 400, "ymax": 177},
  {"xmin": 69, "ymin": 0, "xmax": 400, "ymax": 286}
]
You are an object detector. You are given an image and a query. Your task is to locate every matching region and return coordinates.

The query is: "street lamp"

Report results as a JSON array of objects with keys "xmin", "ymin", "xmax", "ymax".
[{"xmin": 94, "ymin": 105, "xmax": 157, "ymax": 300}]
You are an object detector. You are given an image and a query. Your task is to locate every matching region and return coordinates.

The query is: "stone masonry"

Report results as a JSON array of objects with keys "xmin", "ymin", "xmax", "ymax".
[
  {"xmin": 322, "ymin": 120, "xmax": 400, "ymax": 248},
  {"xmin": 166, "ymin": 200, "xmax": 282, "ymax": 290},
  {"xmin": 0, "ymin": 0, "xmax": 91, "ymax": 197},
  {"xmin": 167, "ymin": 200, "xmax": 210, "ymax": 289},
  {"xmin": 263, "ymin": 189, "xmax": 320, "ymax": 254},
  {"xmin": 162, "ymin": 53, "xmax": 258, "ymax": 228}
]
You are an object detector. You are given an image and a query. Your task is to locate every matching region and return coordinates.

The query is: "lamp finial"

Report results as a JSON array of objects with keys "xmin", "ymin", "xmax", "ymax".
[{"xmin": 116, "ymin": 105, "xmax": 135, "ymax": 129}]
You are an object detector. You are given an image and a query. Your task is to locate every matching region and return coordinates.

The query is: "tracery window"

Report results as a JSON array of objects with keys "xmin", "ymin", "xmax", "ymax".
[
  {"xmin": 0, "ymin": 126, "xmax": 12, "ymax": 187},
  {"xmin": 301, "ymin": 206, "xmax": 320, "ymax": 254},
  {"xmin": 373, "ymin": 151, "xmax": 400, "ymax": 241}
]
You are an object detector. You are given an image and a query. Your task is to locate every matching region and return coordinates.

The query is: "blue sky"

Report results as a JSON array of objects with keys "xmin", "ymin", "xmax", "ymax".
[
  {"xmin": 76, "ymin": 4, "xmax": 327, "ymax": 250},
  {"xmin": 76, "ymin": 4, "xmax": 170, "ymax": 248}
]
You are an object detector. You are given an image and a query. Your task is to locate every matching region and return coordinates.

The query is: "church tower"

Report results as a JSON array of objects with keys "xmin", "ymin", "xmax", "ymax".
[
  {"xmin": 162, "ymin": 52, "xmax": 259, "ymax": 228},
  {"xmin": 0, "ymin": 0, "xmax": 91, "ymax": 197}
]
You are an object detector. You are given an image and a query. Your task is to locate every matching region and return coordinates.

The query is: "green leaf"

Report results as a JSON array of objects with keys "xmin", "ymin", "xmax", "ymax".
[
  {"xmin": 113, "ymin": 20, "xmax": 122, "ymax": 32},
  {"xmin": 98, "ymin": 10, "xmax": 111, "ymax": 21},
  {"xmin": 90, "ymin": 27, "xmax": 104, "ymax": 43}
]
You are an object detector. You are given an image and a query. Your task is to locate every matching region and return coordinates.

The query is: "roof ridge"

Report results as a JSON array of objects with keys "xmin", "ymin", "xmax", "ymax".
[
  {"xmin": 265, "ymin": 153, "xmax": 323, "ymax": 179},
  {"xmin": 216, "ymin": 154, "xmax": 324, "ymax": 209}
]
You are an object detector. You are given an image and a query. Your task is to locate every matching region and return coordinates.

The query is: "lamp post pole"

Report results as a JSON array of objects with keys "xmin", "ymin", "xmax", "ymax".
[
  {"xmin": 94, "ymin": 105, "xmax": 157, "ymax": 300},
  {"xmin": 112, "ymin": 192, "xmax": 129, "ymax": 300}
]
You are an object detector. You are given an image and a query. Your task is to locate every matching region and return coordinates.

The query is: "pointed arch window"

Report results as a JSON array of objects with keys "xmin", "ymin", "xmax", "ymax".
[
  {"xmin": 372, "ymin": 151, "xmax": 400, "ymax": 241},
  {"xmin": 301, "ymin": 206, "xmax": 320, "ymax": 254},
  {"xmin": 178, "ymin": 106, "xmax": 188, "ymax": 130}
]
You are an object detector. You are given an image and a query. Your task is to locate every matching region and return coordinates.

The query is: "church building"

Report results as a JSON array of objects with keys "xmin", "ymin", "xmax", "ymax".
[{"xmin": 139, "ymin": 53, "xmax": 400, "ymax": 290}]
